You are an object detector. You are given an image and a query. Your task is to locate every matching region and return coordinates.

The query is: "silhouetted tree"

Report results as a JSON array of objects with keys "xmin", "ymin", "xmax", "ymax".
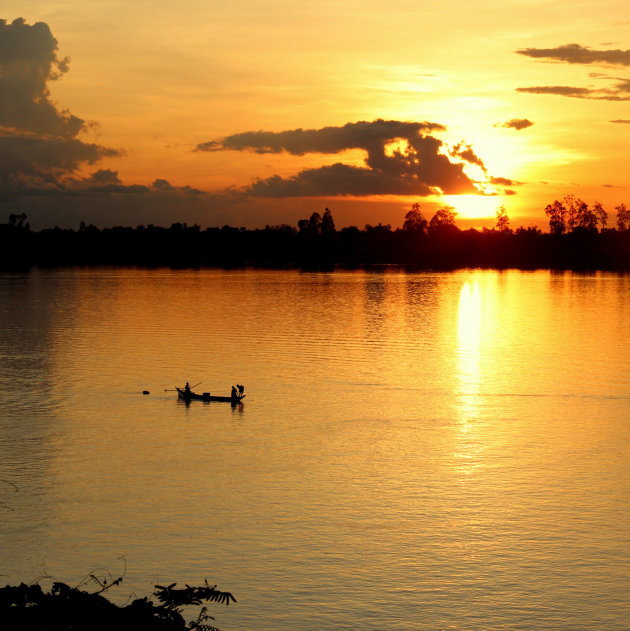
[
  {"xmin": 6, "ymin": 199, "xmax": 630, "ymax": 271},
  {"xmin": 298, "ymin": 211, "xmax": 325, "ymax": 234},
  {"xmin": 592, "ymin": 201, "xmax": 608, "ymax": 231},
  {"xmin": 495, "ymin": 205, "xmax": 511, "ymax": 233},
  {"xmin": 321, "ymin": 208, "xmax": 335, "ymax": 233},
  {"xmin": 616, "ymin": 203, "xmax": 630, "ymax": 231},
  {"xmin": 563, "ymin": 194, "xmax": 579, "ymax": 232},
  {"xmin": 428, "ymin": 205, "xmax": 457, "ymax": 233},
  {"xmin": 402, "ymin": 202, "xmax": 428, "ymax": 233},
  {"xmin": 545, "ymin": 199, "xmax": 567, "ymax": 235},
  {"xmin": 574, "ymin": 197, "xmax": 597, "ymax": 231},
  {"xmin": 309, "ymin": 212, "xmax": 322, "ymax": 233},
  {"xmin": 8, "ymin": 212, "xmax": 29, "ymax": 229}
]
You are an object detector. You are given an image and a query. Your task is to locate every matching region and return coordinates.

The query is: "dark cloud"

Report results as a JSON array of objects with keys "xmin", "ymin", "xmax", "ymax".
[
  {"xmin": 199, "ymin": 120, "xmax": 488, "ymax": 197},
  {"xmin": 196, "ymin": 120, "xmax": 445, "ymax": 155},
  {"xmin": 247, "ymin": 163, "xmax": 434, "ymax": 197},
  {"xmin": 0, "ymin": 133, "xmax": 116, "ymax": 187},
  {"xmin": 499, "ymin": 118, "xmax": 534, "ymax": 130},
  {"xmin": 610, "ymin": 119, "xmax": 630, "ymax": 123},
  {"xmin": 0, "ymin": 17, "xmax": 120, "ymax": 190},
  {"xmin": 0, "ymin": 18, "xmax": 225, "ymax": 228},
  {"xmin": 0, "ymin": 18, "xmax": 83, "ymax": 137},
  {"xmin": 516, "ymin": 43, "xmax": 630, "ymax": 101},
  {"xmin": 516, "ymin": 44, "xmax": 630, "ymax": 66},
  {"xmin": 152, "ymin": 178, "xmax": 174, "ymax": 191},
  {"xmin": 490, "ymin": 176, "xmax": 519, "ymax": 186},
  {"xmin": 0, "ymin": 169, "xmax": 205, "ymax": 199},
  {"xmin": 451, "ymin": 142, "xmax": 486, "ymax": 171},
  {"xmin": 516, "ymin": 83, "xmax": 630, "ymax": 101},
  {"xmin": 516, "ymin": 86, "xmax": 593, "ymax": 97}
]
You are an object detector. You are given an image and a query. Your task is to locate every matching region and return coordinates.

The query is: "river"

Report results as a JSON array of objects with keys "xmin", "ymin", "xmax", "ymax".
[{"xmin": 1, "ymin": 268, "xmax": 629, "ymax": 630}]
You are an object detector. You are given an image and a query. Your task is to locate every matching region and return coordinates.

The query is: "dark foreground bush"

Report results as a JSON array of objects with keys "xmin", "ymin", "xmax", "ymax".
[{"xmin": 0, "ymin": 578, "xmax": 236, "ymax": 631}]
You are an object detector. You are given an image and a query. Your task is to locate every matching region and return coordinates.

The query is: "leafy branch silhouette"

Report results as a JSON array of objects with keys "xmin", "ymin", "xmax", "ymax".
[{"xmin": 0, "ymin": 568, "xmax": 236, "ymax": 631}]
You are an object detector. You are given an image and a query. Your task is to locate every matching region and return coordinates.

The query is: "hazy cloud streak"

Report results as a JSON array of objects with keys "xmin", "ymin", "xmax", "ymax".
[
  {"xmin": 516, "ymin": 44, "xmax": 630, "ymax": 67},
  {"xmin": 516, "ymin": 43, "xmax": 630, "ymax": 102},
  {"xmin": 516, "ymin": 84, "xmax": 630, "ymax": 101}
]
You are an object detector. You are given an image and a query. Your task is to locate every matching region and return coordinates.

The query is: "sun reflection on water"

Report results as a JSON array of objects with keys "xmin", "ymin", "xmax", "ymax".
[
  {"xmin": 454, "ymin": 279, "xmax": 485, "ymax": 477},
  {"xmin": 456, "ymin": 280, "xmax": 482, "ymax": 422},
  {"xmin": 456, "ymin": 281, "xmax": 482, "ymax": 434}
]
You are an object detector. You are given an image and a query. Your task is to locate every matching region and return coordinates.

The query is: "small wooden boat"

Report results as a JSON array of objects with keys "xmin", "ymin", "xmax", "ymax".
[{"xmin": 176, "ymin": 387, "xmax": 245, "ymax": 403}]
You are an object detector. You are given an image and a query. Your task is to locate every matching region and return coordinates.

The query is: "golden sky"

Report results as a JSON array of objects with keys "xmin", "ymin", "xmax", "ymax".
[{"xmin": 2, "ymin": 1, "xmax": 629, "ymax": 229}]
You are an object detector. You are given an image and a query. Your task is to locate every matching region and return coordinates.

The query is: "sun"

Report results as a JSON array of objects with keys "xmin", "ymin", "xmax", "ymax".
[{"xmin": 442, "ymin": 194, "xmax": 504, "ymax": 220}]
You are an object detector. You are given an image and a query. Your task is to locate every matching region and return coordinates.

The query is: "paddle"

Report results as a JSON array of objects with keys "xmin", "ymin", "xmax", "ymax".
[{"xmin": 164, "ymin": 381, "xmax": 202, "ymax": 392}]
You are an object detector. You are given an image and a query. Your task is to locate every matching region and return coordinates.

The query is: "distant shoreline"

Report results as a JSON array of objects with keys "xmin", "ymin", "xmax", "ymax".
[{"xmin": 3, "ymin": 216, "xmax": 630, "ymax": 272}]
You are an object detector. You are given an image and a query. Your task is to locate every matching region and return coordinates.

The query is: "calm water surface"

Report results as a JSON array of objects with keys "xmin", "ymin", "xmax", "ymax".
[{"xmin": 1, "ymin": 268, "xmax": 629, "ymax": 630}]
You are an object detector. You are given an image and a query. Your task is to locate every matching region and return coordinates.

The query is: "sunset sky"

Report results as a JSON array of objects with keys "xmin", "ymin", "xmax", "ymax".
[{"xmin": 2, "ymin": 1, "xmax": 629, "ymax": 230}]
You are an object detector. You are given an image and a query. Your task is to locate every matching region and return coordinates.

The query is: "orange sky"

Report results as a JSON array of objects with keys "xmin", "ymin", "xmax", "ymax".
[{"xmin": 2, "ymin": 2, "xmax": 630, "ymax": 230}]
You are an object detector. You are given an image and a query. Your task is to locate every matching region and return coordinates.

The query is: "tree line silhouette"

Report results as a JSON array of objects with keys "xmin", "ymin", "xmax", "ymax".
[{"xmin": 3, "ymin": 196, "xmax": 630, "ymax": 270}]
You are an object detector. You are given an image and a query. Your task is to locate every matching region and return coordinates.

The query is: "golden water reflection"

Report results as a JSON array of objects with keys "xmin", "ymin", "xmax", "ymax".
[
  {"xmin": 3, "ymin": 269, "xmax": 630, "ymax": 630},
  {"xmin": 456, "ymin": 279, "xmax": 483, "ymax": 422}
]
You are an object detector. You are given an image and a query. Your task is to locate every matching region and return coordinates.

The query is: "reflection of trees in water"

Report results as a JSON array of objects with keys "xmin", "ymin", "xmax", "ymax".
[{"xmin": 0, "ymin": 270, "xmax": 69, "ymax": 515}]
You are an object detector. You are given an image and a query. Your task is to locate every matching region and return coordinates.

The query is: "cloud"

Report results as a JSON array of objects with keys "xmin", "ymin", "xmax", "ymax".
[
  {"xmin": 516, "ymin": 43, "xmax": 630, "ymax": 101},
  {"xmin": 245, "ymin": 163, "xmax": 439, "ymax": 197},
  {"xmin": 196, "ymin": 120, "xmax": 445, "ymax": 155},
  {"xmin": 0, "ymin": 133, "xmax": 116, "ymax": 187},
  {"xmin": 0, "ymin": 166, "xmax": 214, "ymax": 228},
  {"xmin": 516, "ymin": 83, "xmax": 630, "ymax": 101},
  {"xmin": 516, "ymin": 86, "xmax": 593, "ymax": 97},
  {"xmin": 451, "ymin": 142, "xmax": 486, "ymax": 171},
  {"xmin": 0, "ymin": 18, "xmax": 85, "ymax": 138},
  {"xmin": 516, "ymin": 44, "xmax": 630, "ymax": 67},
  {"xmin": 610, "ymin": 119, "xmax": 630, "ymax": 123},
  {"xmin": 490, "ymin": 176, "xmax": 518, "ymax": 186},
  {"xmin": 0, "ymin": 17, "xmax": 211, "ymax": 228},
  {"xmin": 0, "ymin": 17, "xmax": 120, "ymax": 189},
  {"xmin": 198, "ymin": 120, "xmax": 488, "ymax": 197},
  {"xmin": 498, "ymin": 118, "xmax": 534, "ymax": 130}
]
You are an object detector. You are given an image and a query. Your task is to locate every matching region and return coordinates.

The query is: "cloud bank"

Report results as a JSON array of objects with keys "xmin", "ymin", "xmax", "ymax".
[
  {"xmin": 0, "ymin": 18, "xmax": 513, "ymax": 228},
  {"xmin": 0, "ymin": 17, "xmax": 212, "ymax": 226},
  {"xmin": 516, "ymin": 42, "xmax": 630, "ymax": 102},
  {"xmin": 198, "ymin": 120, "xmax": 487, "ymax": 197},
  {"xmin": 0, "ymin": 18, "xmax": 118, "ymax": 188}
]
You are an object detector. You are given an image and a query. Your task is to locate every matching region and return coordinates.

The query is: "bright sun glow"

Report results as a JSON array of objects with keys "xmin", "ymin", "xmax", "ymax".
[
  {"xmin": 443, "ymin": 194, "xmax": 504, "ymax": 220},
  {"xmin": 384, "ymin": 138, "xmax": 410, "ymax": 157}
]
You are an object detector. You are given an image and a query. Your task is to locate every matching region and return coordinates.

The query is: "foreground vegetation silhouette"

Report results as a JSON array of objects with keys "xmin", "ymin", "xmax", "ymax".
[
  {"xmin": 0, "ymin": 575, "xmax": 236, "ymax": 631},
  {"xmin": 3, "ymin": 197, "xmax": 630, "ymax": 270}
]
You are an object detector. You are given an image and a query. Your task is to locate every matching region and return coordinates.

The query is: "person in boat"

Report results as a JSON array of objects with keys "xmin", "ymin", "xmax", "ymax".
[
  {"xmin": 184, "ymin": 381, "xmax": 191, "ymax": 395},
  {"xmin": 231, "ymin": 385, "xmax": 237, "ymax": 398},
  {"xmin": 237, "ymin": 384, "xmax": 244, "ymax": 396}
]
